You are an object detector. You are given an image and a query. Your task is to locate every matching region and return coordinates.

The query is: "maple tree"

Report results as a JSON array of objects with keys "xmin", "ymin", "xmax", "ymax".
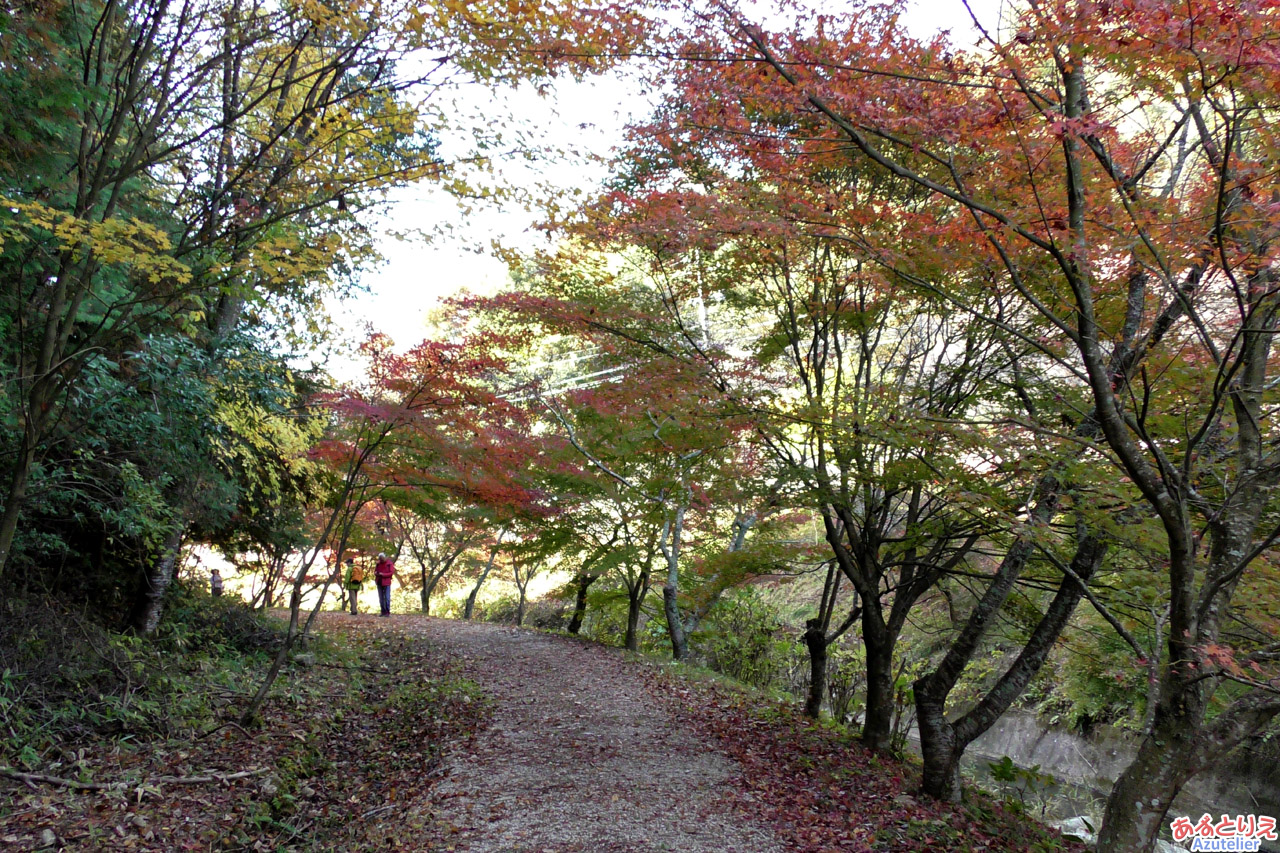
[
  {"xmin": 385, "ymin": 500, "xmax": 487, "ymax": 615},
  {"xmin": 576, "ymin": 1, "xmax": 1280, "ymax": 850},
  {"xmin": 243, "ymin": 330, "xmax": 543, "ymax": 719},
  {"xmin": 529, "ymin": 101, "xmax": 1033, "ymax": 751}
]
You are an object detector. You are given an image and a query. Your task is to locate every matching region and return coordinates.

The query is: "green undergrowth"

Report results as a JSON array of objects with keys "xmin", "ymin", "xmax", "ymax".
[
  {"xmin": 0, "ymin": 582, "xmax": 287, "ymax": 767},
  {"xmin": 1, "ymin": 591, "xmax": 491, "ymax": 851}
]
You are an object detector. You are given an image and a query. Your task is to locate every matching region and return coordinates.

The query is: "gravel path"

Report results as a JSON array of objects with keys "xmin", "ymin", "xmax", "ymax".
[{"xmin": 400, "ymin": 616, "xmax": 786, "ymax": 853}]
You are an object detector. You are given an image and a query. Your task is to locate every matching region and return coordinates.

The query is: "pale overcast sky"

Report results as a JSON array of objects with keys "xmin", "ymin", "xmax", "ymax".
[{"xmin": 325, "ymin": 0, "xmax": 1007, "ymax": 374}]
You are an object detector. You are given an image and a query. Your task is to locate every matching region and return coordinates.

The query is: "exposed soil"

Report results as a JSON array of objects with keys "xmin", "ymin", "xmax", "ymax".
[
  {"xmin": 3, "ymin": 612, "xmax": 1076, "ymax": 852},
  {"xmin": 413, "ymin": 616, "xmax": 785, "ymax": 853}
]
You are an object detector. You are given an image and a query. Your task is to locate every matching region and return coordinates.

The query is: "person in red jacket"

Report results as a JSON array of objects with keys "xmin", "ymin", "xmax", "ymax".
[{"xmin": 374, "ymin": 552, "xmax": 395, "ymax": 617}]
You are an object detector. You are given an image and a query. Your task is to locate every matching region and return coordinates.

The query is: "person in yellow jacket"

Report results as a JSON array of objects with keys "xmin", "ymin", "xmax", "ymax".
[{"xmin": 344, "ymin": 558, "xmax": 365, "ymax": 615}]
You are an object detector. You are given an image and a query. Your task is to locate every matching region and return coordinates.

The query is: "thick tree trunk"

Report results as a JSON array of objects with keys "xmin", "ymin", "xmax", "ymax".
[
  {"xmin": 915, "ymin": 688, "xmax": 964, "ymax": 801},
  {"xmin": 567, "ymin": 571, "xmax": 597, "ymax": 634},
  {"xmin": 1096, "ymin": 713, "xmax": 1194, "ymax": 853},
  {"xmin": 131, "ymin": 527, "xmax": 183, "ymax": 635},
  {"xmin": 861, "ymin": 619, "xmax": 895, "ymax": 751},
  {"xmin": 803, "ymin": 619, "xmax": 828, "ymax": 719}
]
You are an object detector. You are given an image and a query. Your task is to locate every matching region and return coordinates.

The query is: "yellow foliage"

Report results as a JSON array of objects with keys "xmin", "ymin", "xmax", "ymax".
[{"xmin": 0, "ymin": 198, "xmax": 191, "ymax": 284}]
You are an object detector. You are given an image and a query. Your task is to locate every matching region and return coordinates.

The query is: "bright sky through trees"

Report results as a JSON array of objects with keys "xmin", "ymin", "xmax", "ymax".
[{"xmin": 333, "ymin": 0, "xmax": 1006, "ymax": 367}]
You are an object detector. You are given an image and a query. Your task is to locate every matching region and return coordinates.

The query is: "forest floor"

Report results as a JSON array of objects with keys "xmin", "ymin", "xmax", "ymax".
[{"xmin": 1, "ymin": 612, "xmax": 1080, "ymax": 852}]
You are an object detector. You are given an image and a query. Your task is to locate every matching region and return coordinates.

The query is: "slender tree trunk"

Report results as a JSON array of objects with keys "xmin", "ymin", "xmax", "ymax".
[
  {"xmin": 916, "ymin": 532, "xmax": 1107, "ymax": 800},
  {"xmin": 663, "ymin": 582, "xmax": 688, "ymax": 660},
  {"xmin": 421, "ymin": 576, "xmax": 439, "ymax": 615},
  {"xmin": 465, "ymin": 533, "xmax": 503, "ymax": 621},
  {"xmin": 0, "ymin": 436, "xmax": 37, "ymax": 581},
  {"xmin": 803, "ymin": 619, "xmax": 828, "ymax": 719},
  {"xmin": 660, "ymin": 506, "xmax": 689, "ymax": 661},
  {"xmin": 625, "ymin": 584, "xmax": 644, "ymax": 652},
  {"xmin": 243, "ymin": 576, "xmax": 307, "ymax": 725},
  {"xmin": 131, "ymin": 527, "xmax": 184, "ymax": 635},
  {"xmin": 567, "ymin": 571, "xmax": 597, "ymax": 634},
  {"xmin": 302, "ymin": 548, "xmax": 347, "ymax": 639},
  {"xmin": 516, "ymin": 583, "xmax": 527, "ymax": 627}
]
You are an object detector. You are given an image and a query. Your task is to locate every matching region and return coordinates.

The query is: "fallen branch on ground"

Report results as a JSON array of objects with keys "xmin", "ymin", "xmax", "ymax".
[
  {"xmin": 0, "ymin": 766, "xmax": 268, "ymax": 791},
  {"xmin": 198, "ymin": 720, "xmax": 254, "ymax": 741}
]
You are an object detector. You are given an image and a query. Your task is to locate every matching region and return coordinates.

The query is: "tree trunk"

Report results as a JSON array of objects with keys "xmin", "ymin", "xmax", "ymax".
[
  {"xmin": 242, "ymin": 579, "xmax": 305, "ymax": 725},
  {"xmin": 421, "ymin": 576, "xmax": 439, "ymax": 615},
  {"xmin": 625, "ymin": 585, "xmax": 644, "ymax": 652},
  {"xmin": 516, "ymin": 584, "xmax": 527, "ymax": 627},
  {"xmin": 131, "ymin": 527, "xmax": 183, "ymax": 635},
  {"xmin": 567, "ymin": 571, "xmax": 597, "ymax": 634},
  {"xmin": 463, "ymin": 573, "xmax": 484, "ymax": 620},
  {"xmin": 465, "ymin": 535, "xmax": 503, "ymax": 621},
  {"xmin": 662, "ymin": 582, "xmax": 688, "ymax": 660},
  {"xmin": 0, "ymin": 436, "xmax": 37, "ymax": 581},
  {"xmin": 1096, "ymin": 713, "xmax": 1194, "ymax": 853},
  {"xmin": 861, "ymin": 617, "xmax": 895, "ymax": 751},
  {"xmin": 803, "ymin": 619, "xmax": 828, "ymax": 719},
  {"xmin": 660, "ymin": 506, "xmax": 689, "ymax": 661},
  {"xmin": 915, "ymin": 688, "xmax": 964, "ymax": 801},
  {"xmin": 302, "ymin": 551, "xmax": 345, "ymax": 639},
  {"xmin": 916, "ymin": 531, "xmax": 1107, "ymax": 800}
]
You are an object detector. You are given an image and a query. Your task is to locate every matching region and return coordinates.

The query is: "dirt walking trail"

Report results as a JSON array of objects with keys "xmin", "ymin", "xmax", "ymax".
[{"xmin": 404, "ymin": 616, "xmax": 785, "ymax": 853}]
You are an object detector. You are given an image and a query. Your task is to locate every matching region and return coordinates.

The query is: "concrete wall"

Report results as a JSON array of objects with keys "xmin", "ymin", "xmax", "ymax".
[{"xmin": 963, "ymin": 709, "xmax": 1280, "ymax": 850}]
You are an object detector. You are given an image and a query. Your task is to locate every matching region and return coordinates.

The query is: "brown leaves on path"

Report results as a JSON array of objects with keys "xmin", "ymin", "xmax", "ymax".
[
  {"xmin": 2, "ymin": 611, "xmax": 1082, "ymax": 852},
  {"xmin": 666, "ymin": 680, "xmax": 1086, "ymax": 853}
]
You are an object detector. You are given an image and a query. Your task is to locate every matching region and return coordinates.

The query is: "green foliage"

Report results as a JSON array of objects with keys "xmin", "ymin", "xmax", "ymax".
[
  {"xmin": 825, "ymin": 640, "xmax": 867, "ymax": 724},
  {"xmin": 0, "ymin": 582, "xmax": 285, "ymax": 764},
  {"xmin": 471, "ymin": 592, "xmax": 570, "ymax": 629},
  {"xmin": 700, "ymin": 587, "xmax": 794, "ymax": 691},
  {"xmin": 986, "ymin": 755, "xmax": 1060, "ymax": 818},
  {"xmin": 1035, "ymin": 622, "xmax": 1148, "ymax": 733},
  {"xmin": 577, "ymin": 583, "xmax": 658, "ymax": 649}
]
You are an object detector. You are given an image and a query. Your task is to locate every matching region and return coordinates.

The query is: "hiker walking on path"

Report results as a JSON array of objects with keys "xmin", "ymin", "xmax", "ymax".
[
  {"xmin": 210, "ymin": 568, "xmax": 223, "ymax": 597},
  {"xmin": 344, "ymin": 558, "xmax": 364, "ymax": 615},
  {"xmin": 374, "ymin": 553, "xmax": 395, "ymax": 617}
]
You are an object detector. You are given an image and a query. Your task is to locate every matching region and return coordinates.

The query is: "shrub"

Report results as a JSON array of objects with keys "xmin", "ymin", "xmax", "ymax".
[
  {"xmin": 700, "ymin": 588, "xmax": 795, "ymax": 691},
  {"xmin": 473, "ymin": 593, "xmax": 521, "ymax": 624},
  {"xmin": 0, "ymin": 581, "xmax": 285, "ymax": 763},
  {"xmin": 523, "ymin": 597, "xmax": 569, "ymax": 630},
  {"xmin": 156, "ymin": 580, "xmax": 283, "ymax": 656},
  {"xmin": 471, "ymin": 593, "xmax": 568, "ymax": 629}
]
